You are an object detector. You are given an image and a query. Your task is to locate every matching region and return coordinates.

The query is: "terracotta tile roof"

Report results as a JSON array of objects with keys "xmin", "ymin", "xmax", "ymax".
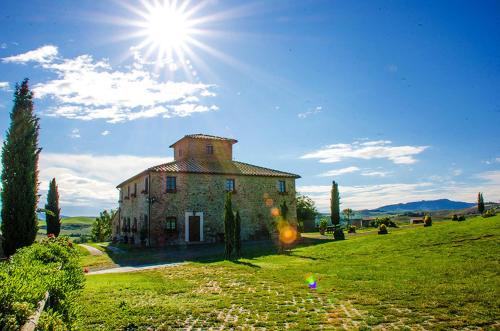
[
  {"xmin": 169, "ymin": 134, "xmax": 237, "ymax": 147},
  {"xmin": 148, "ymin": 159, "xmax": 300, "ymax": 178}
]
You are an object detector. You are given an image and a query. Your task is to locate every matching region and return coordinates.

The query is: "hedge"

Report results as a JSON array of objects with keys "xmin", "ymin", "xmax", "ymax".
[{"xmin": 0, "ymin": 236, "xmax": 84, "ymax": 330}]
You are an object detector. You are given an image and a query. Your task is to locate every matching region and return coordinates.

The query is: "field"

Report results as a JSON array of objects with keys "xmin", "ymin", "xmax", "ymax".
[
  {"xmin": 78, "ymin": 215, "xmax": 500, "ymax": 330},
  {"xmin": 37, "ymin": 216, "xmax": 95, "ymax": 242}
]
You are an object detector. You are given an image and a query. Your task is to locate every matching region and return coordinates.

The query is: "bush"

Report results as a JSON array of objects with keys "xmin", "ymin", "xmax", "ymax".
[
  {"xmin": 458, "ymin": 215, "xmax": 466, "ymax": 221},
  {"xmin": 0, "ymin": 236, "xmax": 84, "ymax": 330},
  {"xmin": 451, "ymin": 214, "xmax": 459, "ymax": 221},
  {"xmin": 319, "ymin": 218, "xmax": 328, "ymax": 235},
  {"xmin": 482, "ymin": 209, "xmax": 496, "ymax": 218},
  {"xmin": 423, "ymin": 215, "xmax": 432, "ymax": 227},
  {"xmin": 333, "ymin": 227, "xmax": 345, "ymax": 240},
  {"xmin": 371, "ymin": 217, "xmax": 398, "ymax": 228},
  {"xmin": 378, "ymin": 224, "xmax": 388, "ymax": 235},
  {"xmin": 347, "ymin": 225, "xmax": 356, "ymax": 233}
]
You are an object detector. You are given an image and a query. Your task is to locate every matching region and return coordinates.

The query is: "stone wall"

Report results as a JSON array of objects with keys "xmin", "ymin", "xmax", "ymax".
[
  {"xmin": 173, "ymin": 139, "xmax": 233, "ymax": 161},
  {"xmin": 116, "ymin": 171, "xmax": 297, "ymax": 246}
]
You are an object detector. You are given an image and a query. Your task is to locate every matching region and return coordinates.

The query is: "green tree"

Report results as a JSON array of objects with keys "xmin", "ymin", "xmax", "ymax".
[
  {"xmin": 477, "ymin": 192, "xmax": 485, "ymax": 214},
  {"xmin": 91, "ymin": 209, "xmax": 115, "ymax": 242},
  {"xmin": 296, "ymin": 194, "xmax": 319, "ymax": 226},
  {"xmin": 342, "ymin": 208, "xmax": 353, "ymax": 226},
  {"xmin": 234, "ymin": 211, "xmax": 242, "ymax": 258},
  {"xmin": 280, "ymin": 200, "xmax": 289, "ymax": 220},
  {"xmin": 330, "ymin": 181, "xmax": 340, "ymax": 226},
  {"xmin": 1, "ymin": 79, "xmax": 41, "ymax": 256},
  {"xmin": 45, "ymin": 178, "xmax": 61, "ymax": 236},
  {"xmin": 224, "ymin": 192, "xmax": 234, "ymax": 260}
]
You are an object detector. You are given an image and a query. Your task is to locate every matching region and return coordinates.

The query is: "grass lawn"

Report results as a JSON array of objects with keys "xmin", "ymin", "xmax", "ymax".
[{"xmin": 79, "ymin": 215, "xmax": 500, "ymax": 330}]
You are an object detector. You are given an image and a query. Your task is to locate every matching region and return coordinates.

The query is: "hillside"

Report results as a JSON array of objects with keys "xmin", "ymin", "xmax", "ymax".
[
  {"xmin": 38, "ymin": 216, "xmax": 95, "ymax": 242},
  {"xmin": 372, "ymin": 198, "xmax": 475, "ymax": 212}
]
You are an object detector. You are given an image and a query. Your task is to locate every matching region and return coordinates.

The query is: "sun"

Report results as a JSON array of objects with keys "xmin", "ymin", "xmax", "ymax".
[{"xmin": 143, "ymin": 3, "xmax": 191, "ymax": 54}]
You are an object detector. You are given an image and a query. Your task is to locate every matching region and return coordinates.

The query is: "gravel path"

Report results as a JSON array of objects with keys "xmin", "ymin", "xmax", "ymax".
[
  {"xmin": 87, "ymin": 262, "xmax": 186, "ymax": 275},
  {"xmin": 79, "ymin": 244, "xmax": 103, "ymax": 256}
]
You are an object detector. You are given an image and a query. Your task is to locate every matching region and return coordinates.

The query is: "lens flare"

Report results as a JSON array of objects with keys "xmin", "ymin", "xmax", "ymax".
[
  {"xmin": 278, "ymin": 221, "xmax": 297, "ymax": 245},
  {"xmin": 305, "ymin": 274, "xmax": 317, "ymax": 289},
  {"xmin": 271, "ymin": 207, "xmax": 280, "ymax": 217}
]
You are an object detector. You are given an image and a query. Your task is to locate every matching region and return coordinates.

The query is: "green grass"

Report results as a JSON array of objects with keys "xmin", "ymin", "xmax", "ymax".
[
  {"xmin": 78, "ymin": 215, "xmax": 500, "ymax": 330},
  {"xmin": 37, "ymin": 216, "xmax": 95, "ymax": 242}
]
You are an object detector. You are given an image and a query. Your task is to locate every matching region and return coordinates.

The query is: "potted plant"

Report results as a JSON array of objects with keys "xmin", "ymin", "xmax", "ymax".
[{"xmin": 319, "ymin": 218, "xmax": 328, "ymax": 235}]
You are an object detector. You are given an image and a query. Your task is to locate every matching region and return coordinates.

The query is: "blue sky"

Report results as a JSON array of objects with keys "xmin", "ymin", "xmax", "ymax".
[{"xmin": 0, "ymin": 0, "xmax": 499, "ymax": 215}]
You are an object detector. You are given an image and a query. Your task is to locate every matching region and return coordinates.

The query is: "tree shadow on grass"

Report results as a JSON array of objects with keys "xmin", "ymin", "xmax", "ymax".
[
  {"xmin": 231, "ymin": 260, "xmax": 261, "ymax": 268},
  {"xmin": 100, "ymin": 236, "xmax": 342, "ymax": 269}
]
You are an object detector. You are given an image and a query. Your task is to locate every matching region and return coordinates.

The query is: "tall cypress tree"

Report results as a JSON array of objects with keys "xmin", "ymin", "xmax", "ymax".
[
  {"xmin": 224, "ymin": 192, "xmax": 234, "ymax": 260},
  {"xmin": 234, "ymin": 211, "xmax": 241, "ymax": 259},
  {"xmin": 45, "ymin": 178, "xmax": 61, "ymax": 236},
  {"xmin": 477, "ymin": 192, "xmax": 485, "ymax": 214},
  {"xmin": 330, "ymin": 181, "xmax": 340, "ymax": 226},
  {"xmin": 1, "ymin": 79, "xmax": 41, "ymax": 256}
]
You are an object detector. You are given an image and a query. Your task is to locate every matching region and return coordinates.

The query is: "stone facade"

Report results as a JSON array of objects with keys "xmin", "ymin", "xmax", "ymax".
[{"xmin": 113, "ymin": 134, "xmax": 300, "ymax": 246}]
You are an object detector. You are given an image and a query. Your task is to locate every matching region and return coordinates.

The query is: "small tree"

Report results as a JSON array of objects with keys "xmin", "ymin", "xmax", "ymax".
[
  {"xmin": 1, "ymin": 79, "xmax": 41, "ymax": 256},
  {"xmin": 224, "ymin": 192, "xmax": 234, "ymax": 260},
  {"xmin": 342, "ymin": 208, "xmax": 353, "ymax": 226},
  {"xmin": 91, "ymin": 209, "xmax": 115, "ymax": 242},
  {"xmin": 296, "ymin": 194, "xmax": 318, "ymax": 232},
  {"xmin": 423, "ymin": 214, "xmax": 432, "ymax": 227},
  {"xmin": 234, "ymin": 211, "xmax": 242, "ymax": 258},
  {"xmin": 477, "ymin": 192, "xmax": 485, "ymax": 214},
  {"xmin": 331, "ymin": 181, "xmax": 340, "ymax": 226},
  {"xmin": 45, "ymin": 178, "xmax": 61, "ymax": 236}
]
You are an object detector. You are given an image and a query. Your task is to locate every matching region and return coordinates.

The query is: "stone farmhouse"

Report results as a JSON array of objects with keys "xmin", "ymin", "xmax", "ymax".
[{"xmin": 112, "ymin": 134, "xmax": 300, "ymax": 246}]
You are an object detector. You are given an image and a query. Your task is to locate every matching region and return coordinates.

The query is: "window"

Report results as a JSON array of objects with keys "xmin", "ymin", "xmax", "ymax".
[
  {"xmin": 166, "ymin": 176, "xmax": 177, "ymax": 192},
  {"xmin": 226, "ymin": 178, "xmax": 235, "ymax": 192},
  {"xmin": 278, "ymin": 180, "xmax": 286, "ymax": 193},
  {"xmin": 143, "ymin": 177, "xmax": 149, "ymax": 194},
  {"xmin": 206, "ymin": 145, "xmax": 214, "ymax": 155},
  {"xmin": 165, "ymin": 217, "xmax": 177, "ymax": 232}
]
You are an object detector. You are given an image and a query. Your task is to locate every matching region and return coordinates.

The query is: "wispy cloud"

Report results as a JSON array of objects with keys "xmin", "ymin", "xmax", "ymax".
[
  {"xmin": 38, "ymin": 153, "xmax": 171, "ymax": 215},
  {"xmin": 101, "ymin": 130, "xmax": 110, "ymax": 136},
  {"xmin": 361, "ymin": 170, "xmax": 391, "ymax": 177},
  {"xmin": 298, "ymin": 106, "xmax": 322, "ymax": 119},
  {"xmin": 2, "ymin": 45, "xmax": 218, "ymax": 123},
  {"xmin": 69, "ymin": 128, "xmax": 80, "ymax": 139},
  {"xmin": 298, "ymin": 170, "xmax": 500, "ymax": 211},
  {"xmin": 2, "ymin": 45, "xmax": 58, "ymax": 64},
  {"xmin": 319, "ymin": 166, "xmax": 359, "ymax": 177},
  {"xmin": 301, "ymin": 140, "xmax": 428, "ymax": 164},
  {"xmin": 0, "ymin": 82, "xmax": 9, "ymax": 90}
]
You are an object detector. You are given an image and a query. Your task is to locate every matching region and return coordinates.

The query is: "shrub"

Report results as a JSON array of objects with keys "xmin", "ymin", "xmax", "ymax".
[
  {"xmin": 423, "ymin": 215, "xmax": 432, "ymax": 227},
  {"xmin": 482, "ymin": 209, "xmax": 496, "ymax": 218},
  {"xmin": 458, "ymin": 215, "xmax": 466, "ymax": 221},
  {"xmin": 378, "ymin": 224, "xmax": 388, "ymax": 235},
  {"xmin": 451, "ymin": 214, "xmax": 459, "ymax": 221},
  {"xmin": 319, "ymin": 218, "xmax": 328, "ymax": 235},
  {"xmin": 0, "ymin": 236, "xmax": 84, "ymax": 330},
  {"xmin": 347, "ymin": 225, "xmax": 356, "ymax": 233},
  {"xmin": 333, "ymin": 227, "xmax": 345, "ymax": 240},
  {"xmin": 371, "ymin": 217, "xmax": 398, "ymax": 228}
]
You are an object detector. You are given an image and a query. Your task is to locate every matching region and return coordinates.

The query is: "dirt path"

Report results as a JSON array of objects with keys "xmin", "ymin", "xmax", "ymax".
[
  {"xmin": 87, "ymin": 262, "xmax": 186, "ymax": 275},
  {"xmin": 79, "ymin": 244, "xmax": 103, "ymax": 256}
]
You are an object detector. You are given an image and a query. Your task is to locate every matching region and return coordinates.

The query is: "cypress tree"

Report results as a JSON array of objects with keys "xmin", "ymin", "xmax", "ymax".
[
  {"xmin": 234, "ymin": 211, "xmax": 241, "ymax": 259},
  {"xmin": 1, "ymin": 79, "xmax": 41, "ymax": 256},
  {"xmin": 477, "ymin": 192, "xmax": 485, "ymax": 214},
  {"xmin": 45, "ymin": 178, "xmax": 61, "ymax": 236},
  {"xmin": 224, "ymin": 192, "xmax": 234, "ymax": 260},
  {"xmin": 330, "ymin": 181, "xmax": 340, "ymax": 226}
]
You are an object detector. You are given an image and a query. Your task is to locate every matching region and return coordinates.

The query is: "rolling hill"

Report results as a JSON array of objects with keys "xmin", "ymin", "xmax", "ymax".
[{"xmin": 371, "ymin": 199, "xmax": 475, "ymax": 212}]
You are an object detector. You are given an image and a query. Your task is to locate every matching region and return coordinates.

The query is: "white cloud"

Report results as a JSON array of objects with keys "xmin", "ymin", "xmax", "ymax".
[
  {"xmin": 301, "ymin": 140, "xmax": 428, "ymax": 164},
  {"xmin": 3, "ymin": 45, "xmax": 218, "ymax": 123},
  {"xmin": 69, "ymin": 128, "xmax": 80, "ymax": 139},
  {"xmin": 101, "ymin": 130, "xmax": 110, "ymax": 136},
  {"xmin": 0, "ymin": 43, "xmax": 7, "ymax": 49},
  {"xmin": 298, "ymin": 170, "xmax": 500, "ymax": 211},
  {"xmin": 319, "ymin": 166, "xmax": 360, "ymax": 177},
  {"xmin": 361, "ymin": 170, "xmax": 391, "ymax": 177},
  {"xmin": 38, "ymin": 153, "xmax": 171, "ymax": 215},
  {"xmin": 2, "ymin": 45, "xmax": 58, "ymax": 64},
  {"xmin": 0, "ymin": 82, "xmax": 9, "ymax": 90},
  {"xmin": 298, "ymin": 106, "xmax": 322, "ymax": 119}
]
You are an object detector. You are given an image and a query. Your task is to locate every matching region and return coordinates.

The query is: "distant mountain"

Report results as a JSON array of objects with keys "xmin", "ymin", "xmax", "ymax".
[{"xmin": 372, "ymin": 199, "xmax": 475, "ymax": 212}]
